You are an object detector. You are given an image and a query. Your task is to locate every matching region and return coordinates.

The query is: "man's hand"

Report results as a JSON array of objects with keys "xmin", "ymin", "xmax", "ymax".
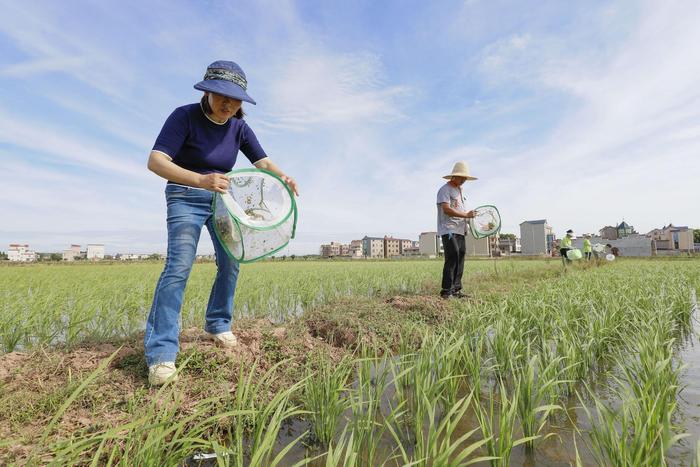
[
  {"xmin": 197, "ymin": 173, "xmax": 230, "ymax": 193},
  {"xmin": 464, "ymin": 210, "xmax": 477, "ymax": 219}
]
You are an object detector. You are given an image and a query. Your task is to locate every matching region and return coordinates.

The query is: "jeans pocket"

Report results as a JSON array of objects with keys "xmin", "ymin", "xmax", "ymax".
[{"xmin": 165, "ymin": 184, "xmax": 191, "ymax": 198}]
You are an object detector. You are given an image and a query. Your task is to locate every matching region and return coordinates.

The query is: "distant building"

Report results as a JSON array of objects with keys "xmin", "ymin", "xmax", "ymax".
[
  {"xmin": 86, "ymin": 244, "xmax": 105, "ymax": 260},
  {"xmin": 349, "ymin": 240, "xmax": 363, "ymax": 258},
  {"xmin": 117, "ymin": 253, "xmax": 154, "ymax": 260},
  {"xmin": 383, "ymin": 236, "xmax": 402, "ymax": 258},
  {"xmin": 382, "ymin": 236, "xmax": 413, "ymax": 258},
  {"xmin": 647, "ymin": 224, "xmax": 695, "ymax": 253},
  {"xmin": 7, "ymin": 244, "xmax": 37, "ymax": 262},
  {"xmin": 402, "ymin": 246, "xmax": 421, "ymax": 257},
  {"xmin": 62, "ymin": 244, "xmax": 82, "ymax": 261},
  {"xmin": 497, "ymin": 235, "xmax": 520, "ymax": 255},
  {"xmin": 419, "ymin": 232, "xmax": 443, "ymax": 257},
  {"xmin": 519, "ymin": 220, "xmax": 554, "ymax": 255},
  {"xmin": 362, "ymin": 236, "xmax": 384, "ymax": 258},
  {"xmin": 599, "ymin": 226, "xmax": 618, "ymax": 240},
  {"xmin": 320, "ymin": 242, "xmax": 343, "ymax": 258},
  {"xmin": 465, "ymin": 230, "xmax": 491, "ymax": 256},
  {"xmin": 616, "ymin": 221, "xmax": 635, "ymax": 238}
]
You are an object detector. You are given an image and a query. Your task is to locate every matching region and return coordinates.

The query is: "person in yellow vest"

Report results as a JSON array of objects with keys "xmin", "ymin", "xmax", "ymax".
[
  {"xmin": 583, "ymin": 234, "xmax": 593, "ymax": 260},
  {"xmin": 560, "ymin": 229, "xmax": 573, "ymax": 265}
]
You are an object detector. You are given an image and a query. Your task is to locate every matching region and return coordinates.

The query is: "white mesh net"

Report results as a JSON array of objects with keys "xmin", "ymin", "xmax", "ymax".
[
  {"xmin": 469, "ymin": 205, "xmax": 501, "ymax": 239},
  {"xmin": 213, "ymin": 169, "xmax": 297, "ymax": 263}
]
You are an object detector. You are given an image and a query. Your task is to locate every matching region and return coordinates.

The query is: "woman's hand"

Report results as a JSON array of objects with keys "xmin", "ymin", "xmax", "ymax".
[
  {"xmin": 281, "ymin": 175, "xmax": 299, "ymax": 196},
  {"xmin": 197, "ymin": 173, "xmax": 230, "ymax": 193}
]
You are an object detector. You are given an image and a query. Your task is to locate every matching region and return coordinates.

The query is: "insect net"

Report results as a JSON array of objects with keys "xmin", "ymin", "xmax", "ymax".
[
  {"xmin": 469, "ymin": 205, "xmax": 502, "ymax": 239},
  {"xmin": 592, "ymin": 243, "xmax": 607, "ymax": 253},
  {"xmin": 213, "ymin": 169, "xmax": 297, "ymax": 263},
  {"xmin": 566, "ymin": 249, "xmax": 583, "ymax": 260}
]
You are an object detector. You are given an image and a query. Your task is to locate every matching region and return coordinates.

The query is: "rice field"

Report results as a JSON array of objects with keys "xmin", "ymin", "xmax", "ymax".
[{"xmin": 1, "ymin": 257, "xmax": 699, "ymax": 465}]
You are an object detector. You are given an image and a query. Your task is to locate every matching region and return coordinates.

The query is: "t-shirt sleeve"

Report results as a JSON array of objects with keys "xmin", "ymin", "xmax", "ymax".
[
  {"xmin": 240, "ymin": 121, "xmax": 267, "ymax": 164},
  {"xmin": 436, "ymin": 185, "xmax": 451, "ymax": 205},
  {"xmin": 152, "ymin": 108, "xmax": 189, "ymax": 157}
]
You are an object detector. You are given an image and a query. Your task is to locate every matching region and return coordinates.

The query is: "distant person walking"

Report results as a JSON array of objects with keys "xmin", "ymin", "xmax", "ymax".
[
  {"xmin": 437, "ymin": 162, "xmax": 477, "ymax": 299},
  {"xmin": 560, "ymin": 229, "xmax": 574, "ymax": 265},
  {"xmin": 144, "ymin": 60, "xmax": 299, "ymax": 386},
  {"xmin": 583, "ymin": 234, "xmax": 593, "ymax": 260}
]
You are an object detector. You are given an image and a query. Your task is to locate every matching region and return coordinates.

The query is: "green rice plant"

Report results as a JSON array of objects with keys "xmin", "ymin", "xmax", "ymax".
[
  {"xmin": 489, "ymin": 318, "xmax": 523, "ymax": 380},
  {"xmin": 433, "ymin": 333, "xmax": 468, "ymax": 411},
  {"xmin": 321, "ymin": 426, "xmax": 359, "ymax": 466},
  {"xmin": 458, "ymin": 330, "xmax": 492, "ymax": 397},
  {"xmin": 386, "ymin": 354, "xmax": 414, "ymax": 445},
  {"xmin": 388, "ymin": 390, "xmax": 495, "ymax": 466},
  {"xmin": 475, "ymin": 381, "xmax": 538, "ymax": 467},
  {"xmin": 347, "ymin": 347, "xmax": 390, "ymax": 465},
  {"xmin": 581, "ymin": 328, "xmax": 688, "ymax": 466},
  {"xmin": 225, "ymin": 359, "xmax": 308, "ymax": 466},
  {"xmin": 303, "ymin": 356, "xmax": 353, "ymax": 447},
  {"xmin": 513, "ymin": 353, "xmax": 562, "ymax": 450}
]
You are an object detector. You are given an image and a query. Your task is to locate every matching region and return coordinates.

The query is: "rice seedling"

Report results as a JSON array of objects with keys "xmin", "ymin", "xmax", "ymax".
[
  {"xmin": 513, "ymin": 352, "xmax": 562, "ymax": 450},
  {"xmin": 302, "ymin": 356, "xmax": 353, "ymax": 448},
  {"xmin": 346, "ymin": 347, "xmax": 391, "ymax": 464},
  {"xmin": 475, "ymin": 381, "xmax": 538, "ymax": 467}
]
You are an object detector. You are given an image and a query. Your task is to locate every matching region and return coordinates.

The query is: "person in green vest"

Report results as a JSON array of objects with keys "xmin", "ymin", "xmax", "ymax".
[
  {"xmin": 583, "ymin": 234, "xmax": 593, "ymax": 260},
  {"xmin": 560, "ymin": 229, "xmax": 573, "ymax": 265}
]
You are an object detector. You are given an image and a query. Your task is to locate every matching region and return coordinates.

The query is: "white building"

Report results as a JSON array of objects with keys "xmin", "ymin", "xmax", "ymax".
[
  {"xmin": 419, "ymin": 232, "xmax": 443, "ymax": 257},
  {"xmin": 62, "ymin": 244, "xmax": 82, "ymax": 261},
  {"xmin": 86, "ymin": 244, "xmax": 105, "ymax": 260},
  {"xmin": 465, "ymin": 230, "xmax": 491, "ymax": 256},
  {"xmin": 519, "ymin": 220, "xmax": 554, "ymax": 256},
  {"xmin": 7, "ymin": 244, "xmax": 37, "ymax": 262}
]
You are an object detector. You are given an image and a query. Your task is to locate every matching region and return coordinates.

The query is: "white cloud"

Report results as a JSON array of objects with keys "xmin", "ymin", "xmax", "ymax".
[{"xmin": 1, "ymin": 0, "xmax": 698, "ymax": 257}]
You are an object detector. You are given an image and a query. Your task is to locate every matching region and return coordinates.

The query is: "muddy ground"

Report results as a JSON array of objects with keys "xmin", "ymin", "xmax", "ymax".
[{"xmin": 0, "ymin": 294, "xmax": 458, "ymax": 464}]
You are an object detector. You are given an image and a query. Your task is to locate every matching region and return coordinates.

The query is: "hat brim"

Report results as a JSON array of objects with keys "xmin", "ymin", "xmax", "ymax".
[
  {"xmin": 194, "ymin": 80, "xmax": 256, "ymax": 105},
  {"xmin": 443, "ymin": 174, "xmax": 478, "ymax": 180}
]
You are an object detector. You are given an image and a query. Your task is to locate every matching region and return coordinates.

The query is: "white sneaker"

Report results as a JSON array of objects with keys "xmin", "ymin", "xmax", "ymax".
[
  {"xmin": 206, "ymin": 331, "xmax": 239, "ymax": 348},
  {"xmin": 148, "ymin": 361, "xmax": 178, "ymax": 386}
]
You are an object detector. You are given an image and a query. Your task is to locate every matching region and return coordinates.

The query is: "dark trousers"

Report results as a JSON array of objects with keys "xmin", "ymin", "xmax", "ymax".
[
  {"xmin": 560, "ymin": 248, "xmax": 572, "ymax": 264},
  {"xmin": 441, "ymin": 233, "xmax": 466, "ymax": 295}
]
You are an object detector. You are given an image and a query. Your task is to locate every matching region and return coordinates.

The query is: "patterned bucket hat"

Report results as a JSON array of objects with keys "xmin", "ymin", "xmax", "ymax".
[{"xmin": 194, "ymin": 60, "xmax": 256, "ymax": 105}]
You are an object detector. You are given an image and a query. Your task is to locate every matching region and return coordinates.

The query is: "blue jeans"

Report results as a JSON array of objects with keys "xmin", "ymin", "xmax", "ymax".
[{"xmin": 144, "ymin": 184, "xmax": 240, "ymax": 366}]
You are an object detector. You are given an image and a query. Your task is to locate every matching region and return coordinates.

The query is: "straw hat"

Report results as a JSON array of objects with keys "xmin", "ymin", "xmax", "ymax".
[{"xmin": 443, "ymin": 161, "xmax": 478, "ymax": 180}]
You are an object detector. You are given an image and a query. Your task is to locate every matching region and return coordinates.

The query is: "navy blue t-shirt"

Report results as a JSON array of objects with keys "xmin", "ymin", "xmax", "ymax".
[{"xmin": 152, "ymin": 103, "xmax": 267, "ymax": 177}]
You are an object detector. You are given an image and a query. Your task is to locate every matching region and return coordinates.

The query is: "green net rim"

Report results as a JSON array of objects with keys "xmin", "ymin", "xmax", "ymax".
[
  {"xmin": 212, "ymin": 168, "xmax": 298, "ymax": 263},
  {"xmin": 469, "ymin": 204, "xmax": 501, "ymax": 239}
]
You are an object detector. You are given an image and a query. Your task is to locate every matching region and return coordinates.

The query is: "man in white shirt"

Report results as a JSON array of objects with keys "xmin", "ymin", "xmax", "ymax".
[{"xmin": 436, "ymin": 161, "xmax": 477, "ymax": 299}]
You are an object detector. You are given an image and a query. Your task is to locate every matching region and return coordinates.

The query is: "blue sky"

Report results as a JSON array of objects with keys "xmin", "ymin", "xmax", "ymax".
[{"xmin": 1, "ymin": 0, "xmax": 698, "ymax": 255}]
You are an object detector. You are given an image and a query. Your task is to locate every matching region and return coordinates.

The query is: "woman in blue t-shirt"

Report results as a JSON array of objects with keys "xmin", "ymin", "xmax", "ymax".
[{"xmin": 144, "ymin": 60, "xmax": 299, "ymax": 386}]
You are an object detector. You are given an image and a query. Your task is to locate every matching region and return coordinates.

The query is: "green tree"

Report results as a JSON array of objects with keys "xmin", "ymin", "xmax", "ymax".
[
  {"xmin": 499, "ymin": 233, "xmax": 516, "ymax": 241},
  {"xmin": 50, "ymin": 253, "xmax": 63, "ymax": 261},
  {"xmin": 694, "ymin": 229, "xmax": 700, "ymax": 244},
  {"xmin": 148, "ymin": 253, "xmax": 163, "ymax": 260},
  {"xmin": 0, "ymin": 251, "xmax": 7, "ymax": 260}
]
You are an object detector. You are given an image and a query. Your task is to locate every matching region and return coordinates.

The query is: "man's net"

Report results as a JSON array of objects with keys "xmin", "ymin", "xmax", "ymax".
[
  {"xmin": 213, "ymin": 169, "xmax": 297, "ymax": 263},
  {"xmin": 469, "ymin": 205, "xmax": 501, "ymax": 239}
]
